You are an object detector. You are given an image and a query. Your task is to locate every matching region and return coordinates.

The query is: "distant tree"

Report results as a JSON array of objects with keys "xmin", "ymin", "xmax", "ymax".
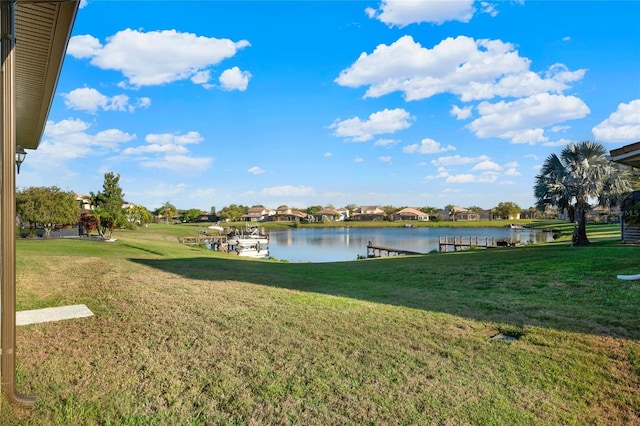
[
  {"xmin": 182, "ymin": 208, "xmax": 203, "ymax": 223},
  {"xmin": 420, "ymin": 206, "xmax": 440, "ymax": 221},
  {"xmin": 91, "ymin": 172, "xmax": 126, "ymax": 238},
  {"xmin": 218, "ymin": 204, "xmax": 248, "ymax": 221},
  {"xmin": 16, "ymin": 186, "xmax": 81, "ymax": 238},
  {"xmin": 493, "ymin": 201, "xmax": 521, "ymax": 220},
  {"xmin": 344, "ymin": 204, "xmax": 357, "ymax": 214},
  {"xmin": 305, "ymin": 205, "xmax": 323, "ymax": 215},
  {"xmin": 156, "ymin": 202, "xmax": 178, "ymax": 224},
  {"xmin": 382, "ymin": 205, "xmax": 398, "ymax": 220},
  {"xmin": 534, "ymin": 141, "xmax": 634, "ymax": 246},
  {"xmin": 467, "ymin": 205, "xmax": 483, "ymax": 213},
  {"xmin": 127, "ymin": 205, "xmax": 154, "ymax": 226}
]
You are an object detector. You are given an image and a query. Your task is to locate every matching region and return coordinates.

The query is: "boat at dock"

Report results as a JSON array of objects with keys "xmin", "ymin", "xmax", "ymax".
[{"xmin": 227, "ymin": 225, "xmax": 269, "ymax": 258}]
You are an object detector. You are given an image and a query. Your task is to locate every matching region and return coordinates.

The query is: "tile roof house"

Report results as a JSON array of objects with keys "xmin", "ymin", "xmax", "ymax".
[
  {"xmin": 312, "ymin": 208, "xmax": 343, "ymax": 222},
  {"xmin": 437, "ymin": 207, "xmax": 480, "ymax": 221},
  {"xmin": 392, "ymin": 207, "xmax": 429, "ymax": 221},
  {"xmin": 273, "ymin": 205, "xmax": 307, "ymax": 222},
  {"xmin": 351, "ymin": 206, "xmax": 385, "ymax": 221},
  {"xmin": 242, "ymin": 207, "xmax": 275, "ymax": 222}
]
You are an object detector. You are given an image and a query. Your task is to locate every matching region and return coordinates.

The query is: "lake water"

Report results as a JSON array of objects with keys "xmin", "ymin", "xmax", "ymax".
[{"xmin": 264, "ymin": 226, "xmax": 554, "ymax": 263}]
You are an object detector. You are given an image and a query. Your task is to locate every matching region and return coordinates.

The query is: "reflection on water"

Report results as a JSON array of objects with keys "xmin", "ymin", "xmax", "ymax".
[{"xmin": 265, "ymin": 226, "xmax": 554, "ymax": 263}]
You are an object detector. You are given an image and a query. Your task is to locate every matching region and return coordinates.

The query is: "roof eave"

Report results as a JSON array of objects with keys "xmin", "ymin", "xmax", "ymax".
[
  {"xmin": 609, "ymin": 141, "xmax": 640, "ymax": 169},
  {"xmin": 15, "ymin": 0, "xmax": 80, "ymax": 150}
]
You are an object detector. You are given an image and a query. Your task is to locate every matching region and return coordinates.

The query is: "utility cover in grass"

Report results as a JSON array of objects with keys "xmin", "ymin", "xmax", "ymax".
[{"xmin": 491, "ymin": 333, "xmax": 519, "ymax": 341}]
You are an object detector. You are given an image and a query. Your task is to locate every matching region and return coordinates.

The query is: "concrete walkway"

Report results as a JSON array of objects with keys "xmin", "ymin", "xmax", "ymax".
[
  {"xmin": 617, "ymin": 273, "xmax": 640, "ymax": 280},
  {"xmin": 16, "ymin": 304, "xmax": 94, "ymax": 326}
]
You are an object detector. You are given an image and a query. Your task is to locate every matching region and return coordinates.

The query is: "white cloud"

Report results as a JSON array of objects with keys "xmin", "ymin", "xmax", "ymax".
[
  {"xmin": 248, "ymin": 166, "xmax": 265, "ymax": 175},
  {"xmin": 67, "ymin": 29, "xmax": 250, "ymax": 87},
  {"xmin": 262, "ymin": 185, "xmax": 314, "ymax": 197},
  {"xmin": 191, "ymin": 70, "xmax": 211, "ymax": 85},
  {"xmin": 330, "ymin": 108, "xmax": 414, "ymax": 142},
  {"xmin": 63, "ymin": 87, "xmax": 108, "ymax": 113},
  {"xmin": 480, "ymin": 2, "xmax": 499, "ymax": 17},
  {"xmin": 125, "ymin": 184, "xmax": 218, "ymax": 211},
  {"xmin": 379, "ymin": 156, "xmax": 392, "ymax": 163},
  {"xmin": 140, "ymin": 154, "xmax": 212, "ymax": 172},
  {"xmin": 366, "ymin": 0, "xmax": 476, "ymax": 27},
  {"xmin": 63, "ymin": 87, "xmax": 150, "ymax": 114},
  {"xmin": 451, "ymin": 105, "xmax": 473, "ymax": 120},
  {"xmin": 431, "ymin": 154, "xmax": 490, "ymax": 167},
  {"xmin": 20, "ymin": 118, "xmax": 136, "ymax": 186},
  {"xmin": 335, "ymin": 35, "xmax": 586, "ymax": 102},
  {"xmin": 66, "ymin": 34, "xmax": 102, "ymax": 58},
  {"xmin": 40, "ymin": 118, "xmax": 135, "ymax": 160},
  {"xmin": 445, "ymin": 173, "xmax": 498, "ymax": 184},
  {"xmin": 471, "ymin": 160, "xmax": 502, "ymax": 172},
  {"xmin": 424, "ymin": 167, "xmax": 451, "ymax": 181},
  {"xmin": 542, "ymin": 137, "xmax": 576, "ymax": 147},
  {"xmin": 44, "ymin": 117, "xmax": 90, "ymax": 137},
  {"xmin": 324, "ymin": 152, "xmax": 332, "ymax": 157},
  {"xmin": 122, "ymin": 131, "xmax": 203, "ymax": 155},
  {"xmin": 354, "ymin": 156, "xmax": 364, "ymax": 163},
  {"xmin": 122, "ymin": 131, "xmax": 211, "ymax": 173},
  {"xmin": 467, "ymin": 93, "xmax": 590, "ymax": 143},
  {"xmin": 219, "ymin": 67, "xmax": 252, "ymax": 91},
  {"xmin": 374, "ymin": 138, "xmax": 398, "ymax": 147},
  {"xmin": 592, "ymin": 99, "xmax": 640, "ymax": 143},
  {"xmin": 121, "ymin": 143, "xmax": 188, "ymax": 156},
  {"xmin": 403, "ymin": 138, "xmax": 456, "ymax": 154},
  {"xmin": 145, "ymin": 131, "xmax": 203, "ymax": 146}
]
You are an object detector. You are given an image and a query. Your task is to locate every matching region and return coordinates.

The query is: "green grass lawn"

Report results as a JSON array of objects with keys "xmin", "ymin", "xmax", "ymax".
[{"xmin": 2, "ymin": 221, "xmax": 638, "ymax": 425}]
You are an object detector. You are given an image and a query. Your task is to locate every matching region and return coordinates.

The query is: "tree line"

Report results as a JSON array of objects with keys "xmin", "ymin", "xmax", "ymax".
[
  {"xmin": 15, "ymin": 141, "xmax": 639, "ymax": 245},
  {"xmin": 214, "ymin": 202, "xmax": 528, "ymax": 222}
]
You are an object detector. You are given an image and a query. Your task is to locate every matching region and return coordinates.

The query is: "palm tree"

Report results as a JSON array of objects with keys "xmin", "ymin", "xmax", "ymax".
[
  {"xmin": 156, "ymin": 201, "xmax": 178, "ymax": 224},
  {"xmin": 534, "ymin": 141, "xmax": 634, "ymax": 246}
]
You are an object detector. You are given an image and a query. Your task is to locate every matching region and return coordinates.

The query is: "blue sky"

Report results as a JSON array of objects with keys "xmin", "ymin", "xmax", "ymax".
[{"xmin": 17, "ymin": 0, "xmax": 640, "ymax": 212}]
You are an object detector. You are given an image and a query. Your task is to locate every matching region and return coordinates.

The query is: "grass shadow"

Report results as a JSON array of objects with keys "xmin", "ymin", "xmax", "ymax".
[{"xmin": 131, "ymin": 240, "xmax": 640, "ymax": 341}]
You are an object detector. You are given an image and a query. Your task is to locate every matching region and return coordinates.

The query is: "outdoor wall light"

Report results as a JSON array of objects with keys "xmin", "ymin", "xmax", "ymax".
[{"xmin": 15, "ymin": 145, "xmax": 26, "ymax": 174}]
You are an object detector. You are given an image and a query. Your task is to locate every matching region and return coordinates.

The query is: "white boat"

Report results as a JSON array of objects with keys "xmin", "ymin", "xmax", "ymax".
[
  {"xmin": 208, "ymin": 223, "xmax": 225, "ymax": 232},
  {"xmin": 227, "ymin": 225, "xmax": 269, "ymax": 258},
  {"xmin": 235, "ymin": 242, "xmax": 269, "ymax": 258}
]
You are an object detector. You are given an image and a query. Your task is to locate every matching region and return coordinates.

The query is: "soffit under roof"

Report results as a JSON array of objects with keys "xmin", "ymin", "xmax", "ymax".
[
  {"xmin": 12, "ymin": 0, "xmax": 79, "ymax": 150},
  {"xmin": 609, "ymin": 141, "xmax": 640, "ymax": 169}
]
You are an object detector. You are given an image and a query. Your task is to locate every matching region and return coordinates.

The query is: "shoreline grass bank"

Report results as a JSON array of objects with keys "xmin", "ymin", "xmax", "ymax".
[{"xmin": 2, "ymin": 222, "xmax": 638, "ymax": 424}]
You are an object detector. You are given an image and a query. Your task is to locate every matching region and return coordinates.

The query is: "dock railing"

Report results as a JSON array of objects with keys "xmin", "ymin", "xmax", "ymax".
[{"xmin": 438, "ymin": 236, "xmax": 516, "ymax": 252}]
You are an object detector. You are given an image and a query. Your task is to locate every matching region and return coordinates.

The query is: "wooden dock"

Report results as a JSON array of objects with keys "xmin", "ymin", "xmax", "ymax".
[
  {"xmin": 438, "ymin": 236, "xmax": 516, "ymax": 252},
  {"xmin": 366, "ymin": 244, "xmax": 422, "ymax": 258},
  {"xmin": 179, "ymin": 235, "xmax": 229, "ymax": 252}
]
